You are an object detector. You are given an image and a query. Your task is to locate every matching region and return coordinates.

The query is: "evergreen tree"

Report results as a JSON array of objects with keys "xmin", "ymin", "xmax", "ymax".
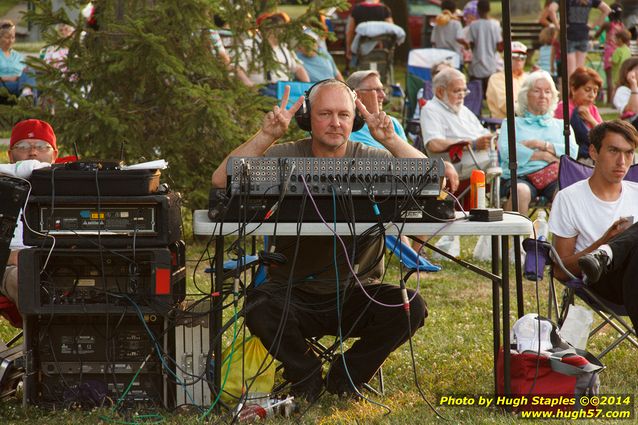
[{"xmin": 3, "ymin": 0, "xmax": 342, "ymax": 207}]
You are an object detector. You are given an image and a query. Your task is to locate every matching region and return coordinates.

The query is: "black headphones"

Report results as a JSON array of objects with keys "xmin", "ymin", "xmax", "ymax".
[{"xmin": 294, "ymin": 79, "xmax": 366, "ymax": 132}]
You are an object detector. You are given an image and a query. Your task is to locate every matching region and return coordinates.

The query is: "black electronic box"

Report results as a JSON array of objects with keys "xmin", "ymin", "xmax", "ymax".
[
  {"xmin": 23, "ymin": 193, "xmax": 182, "ymax": 248},
  {"xmin": 30, "ymin": 165, "xmax": 161, "ymax": 196},
  {"xmin": 23, "ymin": 314, "xmax": 175, "ymax": 409},
  {"xmin": 18, "ymin": 242, "xmax": 186, "ymax": 315}
]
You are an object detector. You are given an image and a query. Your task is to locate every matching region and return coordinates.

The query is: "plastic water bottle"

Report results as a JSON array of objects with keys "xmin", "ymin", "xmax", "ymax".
[
  {"xmin": 513, "ymin": 313, "xmax": 553, "ymax": 353},
  {"xmin": 237, "ymin": 396, "xmax": 295, "ymax": 422},
  {"xmin": 559, "ymin": 305, "xmax": 594, "ymax": 350},
  {"xmin": 413, "ymin": 88, "xmax": 424, "ymax": 119},
  {"xmin": 485, "ymin": 135, "xmax": 502, "ymax": 178},
  {"xmin": 533, "ymin": 210, "xmax": 549, "ymax": 241}
]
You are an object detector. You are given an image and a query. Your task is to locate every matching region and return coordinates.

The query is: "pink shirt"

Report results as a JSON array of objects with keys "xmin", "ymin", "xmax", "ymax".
[{"xmin": 554, "ymin": 100, "xmax": 602, "ymax": 129}]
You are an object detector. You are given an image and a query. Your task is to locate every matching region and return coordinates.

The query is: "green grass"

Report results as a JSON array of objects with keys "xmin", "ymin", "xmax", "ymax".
[
  {"xmin": 278, "ymin": 5, "xmax": 307, "ymax": 19},
  {"xmin": 14, "ymin": 41, "xmax": 44, "ymax": 54},
  {"xmin": 0, "ymin": 0, "xmax": 20, "ymax": 20},
  {"xmin": 1, "ymin": 235, "xmax": 635, "ymax": 424}
]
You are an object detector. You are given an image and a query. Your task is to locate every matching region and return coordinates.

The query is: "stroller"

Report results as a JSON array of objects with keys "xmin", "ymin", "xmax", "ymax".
[{"xmin": 350, "ymin": 21, "xmax": 406, "ymax": 85}]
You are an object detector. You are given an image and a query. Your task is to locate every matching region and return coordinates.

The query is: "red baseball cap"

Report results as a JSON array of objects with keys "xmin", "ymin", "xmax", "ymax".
[{"xmin": 9, "ymin": 119, "xmax": 57, "ymax": 150}]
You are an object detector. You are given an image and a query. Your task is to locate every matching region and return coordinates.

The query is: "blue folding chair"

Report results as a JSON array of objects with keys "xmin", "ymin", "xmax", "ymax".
[
  {"xmin": 213, "ymin": 237, "xmax": 441, "ymax": 288},
  {"xmin": 523, "ymin": 155, "xmax": 638, "ymax": 358},
  {"xmin": 204, "ymin": 240, "xmax": 265, "ymax": 290},
  {"xmin": 276, "ymin": 81, "xmax": 314, "ymax": 110},
  {"xmin": 463, "ymin": 79, "xmax": 503, "ymax": 130},
  {"xmin": 384, "ymin": 235, "xmax": 441, "ymax": 281}
]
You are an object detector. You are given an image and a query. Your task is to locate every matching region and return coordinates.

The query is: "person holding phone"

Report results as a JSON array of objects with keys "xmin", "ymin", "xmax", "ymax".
[{"xmin": 549, "ymin": 120, "xmax": 638, "ymax": 332}]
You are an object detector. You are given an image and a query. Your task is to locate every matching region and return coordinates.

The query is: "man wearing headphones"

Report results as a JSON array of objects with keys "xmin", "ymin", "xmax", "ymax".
[{"xmin": 211, "ymin": 80, "xmax": 458, "ymax": 403}]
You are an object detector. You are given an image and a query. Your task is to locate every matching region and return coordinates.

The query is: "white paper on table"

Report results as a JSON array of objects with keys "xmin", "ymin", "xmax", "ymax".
[{"xmin": 121, "ymin": 159, "xmax": 168, "ymax": 170}]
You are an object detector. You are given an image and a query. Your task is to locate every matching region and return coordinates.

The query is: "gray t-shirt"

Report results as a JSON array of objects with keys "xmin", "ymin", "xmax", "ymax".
[
  {"xmin": 263, "ymin": 138, "xmax": 392, "ymax": 294},
  {"xmin": 431, "ymin": 19, "xmax": 464, "ymax": 58},
  {"xmin": 466, "ymin": 18, "xmax": 503, "ymax": 78}
]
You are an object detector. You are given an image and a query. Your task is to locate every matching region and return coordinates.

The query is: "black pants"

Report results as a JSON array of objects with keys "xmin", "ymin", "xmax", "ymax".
[
  {"xmin": 469, "ymin": 76, "xmax": 489, "ymax": 99},
  {"xmin": 590, "ymin": 222, "xmax": 638, "ymax": 330},
  {"xmin": 245, "ymin": 281, "xmax": 427, "ymax": 385}
]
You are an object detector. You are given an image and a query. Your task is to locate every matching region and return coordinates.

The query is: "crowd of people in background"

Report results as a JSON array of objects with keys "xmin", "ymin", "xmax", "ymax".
[{"xmin": 2, "ymin": 1, "xmax": 638, "ymax": 216}]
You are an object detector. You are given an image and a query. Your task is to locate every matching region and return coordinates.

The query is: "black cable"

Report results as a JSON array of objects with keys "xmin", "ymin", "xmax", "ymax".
[
  {"xmin": 403, "ymin": 289, "xmax": 450, "ymax": 421},
  {"xmin": 208, "ymin": 156, "xmax": 459, "ymax": 417}
]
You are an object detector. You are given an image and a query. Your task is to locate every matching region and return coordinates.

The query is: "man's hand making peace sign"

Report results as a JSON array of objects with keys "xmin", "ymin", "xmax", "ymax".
[
  {"xmin": 261, "ymin": 85, "xmax": 305, "ymax": 140},
  {"xmin": 211, "ymin": 85, "xmax": 304, "ymax": 188},
  {"xmin": 355, "ymin": 97, "xmax": 459, "ymax": 192}
]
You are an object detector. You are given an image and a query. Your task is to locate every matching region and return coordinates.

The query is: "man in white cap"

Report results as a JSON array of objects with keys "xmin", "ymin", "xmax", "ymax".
[{"xmin": 485, "ymin": 41, "xmax": 529, "ymax": 119}]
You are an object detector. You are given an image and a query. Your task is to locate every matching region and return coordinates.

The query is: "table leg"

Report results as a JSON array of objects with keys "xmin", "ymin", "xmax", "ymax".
[
  {"xmin": 491, "ymin": 235, "xmax": 500, "ymax": 394},
  {"xmin": 211, "ymin": 235, "xmax": 224, "ymax": 411},
  {"xmin": 514, "ymin": 235, "xmax": 524, "ymax": 318},
  {"xmin": 501, "ymin": 235, "xmax": 511, "ymax": 397}
]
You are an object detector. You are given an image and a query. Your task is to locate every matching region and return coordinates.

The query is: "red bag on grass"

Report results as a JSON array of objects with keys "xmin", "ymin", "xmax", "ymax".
[{"xmin": 496, "ymin": 346, "xmax": 603, "ymax": 413}]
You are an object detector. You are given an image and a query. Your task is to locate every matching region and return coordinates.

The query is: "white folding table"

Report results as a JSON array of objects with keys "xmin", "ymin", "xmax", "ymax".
[{"xmin": 192, "ymin": 210, "xmax": 532, "ymax": 400}]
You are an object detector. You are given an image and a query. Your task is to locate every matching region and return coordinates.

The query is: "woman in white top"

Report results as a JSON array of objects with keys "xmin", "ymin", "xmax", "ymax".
[{"xmin": 612, "ymin": 57, "xmax": 638, "ymax": 129}]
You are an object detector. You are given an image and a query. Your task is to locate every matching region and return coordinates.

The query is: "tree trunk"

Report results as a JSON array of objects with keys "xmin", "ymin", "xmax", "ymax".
[{"xmin": 384, "ymin": 0, "xmax": 409, "ymax": 62}]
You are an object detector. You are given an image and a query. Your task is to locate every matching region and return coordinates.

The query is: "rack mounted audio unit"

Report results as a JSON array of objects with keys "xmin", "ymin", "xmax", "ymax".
[
  {"xmin": 23, "ymin": 192, "xmax": 182, "ymax": 248},
  {"xmin": 18, "ymin": 242, "xmax": 186, "ymax": 315},
  {"xmin": 29, "ymin": 166, "xmax": 161, "ymax": 196},
  {"xmin": 23, "ymin": 314, "xmax": 175, "ymax": 409}
]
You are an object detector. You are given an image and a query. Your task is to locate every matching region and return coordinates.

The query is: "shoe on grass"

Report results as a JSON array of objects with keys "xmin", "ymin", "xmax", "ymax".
[{"xmin": 289, "ymin": 368, "xmax": 323, "ymax": 403}]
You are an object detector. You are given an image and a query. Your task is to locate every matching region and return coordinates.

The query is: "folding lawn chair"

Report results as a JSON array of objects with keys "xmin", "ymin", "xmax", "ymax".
[
  {"xmin": 211, "ymin": 234, "xmax": 439, "ymax": 397},
  {"xmin": 0, "ymin": 296, "xmax": 23, "ymax": 401},
  {"xmin": 522, "ymin": 155, "xmax": 638, "ymax": 359},
  {"xmin": 463, "ymin": 80, "xmax": 503, "ymax": 130}
]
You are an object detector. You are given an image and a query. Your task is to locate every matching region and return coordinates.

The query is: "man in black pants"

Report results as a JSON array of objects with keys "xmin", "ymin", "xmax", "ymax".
[
  {"xmin": 548, "ymin": 120, "xmax": 638, "ymax": 332},
  {"xmin": 211, "ymin": 80, "xmax": 458, "ymax": 402}
]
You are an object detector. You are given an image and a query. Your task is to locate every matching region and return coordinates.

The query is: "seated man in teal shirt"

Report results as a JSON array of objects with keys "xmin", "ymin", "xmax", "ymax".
[
  {"xmin": 497, "ymin": 71, "xmax": 578, "ymax": 215},
  {"xmin": 346, "ymin": 70, "xmax": 407, "ymax": 148}
]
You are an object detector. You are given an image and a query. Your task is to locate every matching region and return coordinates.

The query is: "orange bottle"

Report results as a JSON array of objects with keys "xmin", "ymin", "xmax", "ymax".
[{"xmin": 470, "ymin": 170, "xmax": 486, "ymax": 209}]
